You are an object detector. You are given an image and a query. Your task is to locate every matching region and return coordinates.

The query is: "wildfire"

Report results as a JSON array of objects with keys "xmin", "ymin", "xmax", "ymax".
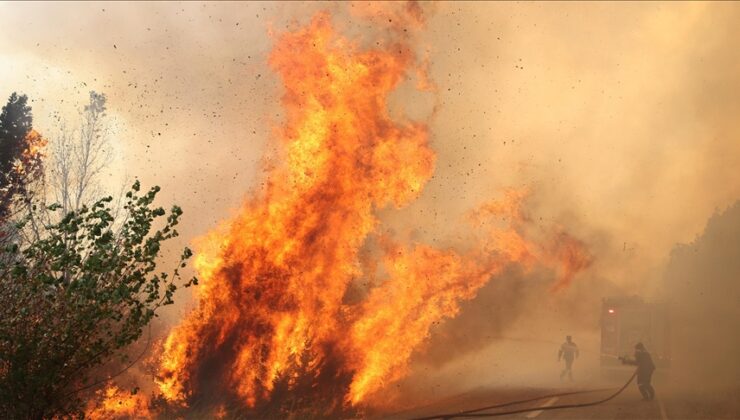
[
  {"xmin": 156, "ymin": 11, "xmax": 434, "ymax": 409},
  {"xmin": 13, "ymin": 129, "xmax": 47, "ymax": 176},
  {"xmin": 87, "ymin": 385, "xmax": 150, "ymax": 419},
  {"xmin": 151, "ymin": 9, "xmax": 591, "ymax": 416}
]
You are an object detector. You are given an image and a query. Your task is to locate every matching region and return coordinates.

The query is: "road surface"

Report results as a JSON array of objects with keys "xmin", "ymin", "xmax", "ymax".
[{"xmin": 381, "ymin": 370, "xmax": 740, "ymax": 420}]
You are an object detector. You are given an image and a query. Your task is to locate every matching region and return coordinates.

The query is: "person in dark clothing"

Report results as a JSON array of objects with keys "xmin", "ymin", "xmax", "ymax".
[
  {"xmin": 558, "ymin": 335, "xmax": 579, "ymax": 381},
  {"xmin": 621, "ymin": 342, "xmax": 656, "ymax": 400}
]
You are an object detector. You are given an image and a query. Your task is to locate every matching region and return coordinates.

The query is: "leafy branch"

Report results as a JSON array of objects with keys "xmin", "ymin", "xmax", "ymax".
[{"xmin": 0, "ymin": 181, "xmax": 197, "ymax": 419}]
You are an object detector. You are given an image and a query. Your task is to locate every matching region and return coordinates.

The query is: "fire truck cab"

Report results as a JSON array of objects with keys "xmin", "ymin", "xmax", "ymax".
[{"xmin": 600, "ymin": 296, "xmax": 670, "ymax": 369}]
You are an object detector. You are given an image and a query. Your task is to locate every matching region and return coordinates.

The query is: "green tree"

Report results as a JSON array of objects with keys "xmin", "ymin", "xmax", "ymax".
[
  {"xmin": 0, "ymin": 93, "xmax": 32, "ymax": 176},
  {"xmin": 0, "ymin": 180, "xmax": 196, "ymax": 419},
  {"xmin": 0, "ymin": 93, "xmax": 43, "ymax": 220}
]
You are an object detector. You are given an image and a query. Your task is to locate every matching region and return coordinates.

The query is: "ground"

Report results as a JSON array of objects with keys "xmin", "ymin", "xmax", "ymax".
[
  {"xmin": 370, "ymin": 334, "xmax": 740, "ymax": 420},
  {"xmin": 382, "ymin": 370, "xmax": 740, "ymax": 420}
]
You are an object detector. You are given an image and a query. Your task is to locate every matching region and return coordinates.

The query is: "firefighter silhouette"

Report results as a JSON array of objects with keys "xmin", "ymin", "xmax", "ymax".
[
  {"xmin": 621, "ymin": 342, "xmax": 656, "ymax": 400},
  {"xmin": 558, "ymin": 335, "xmax": 579, "ymax": 381}
]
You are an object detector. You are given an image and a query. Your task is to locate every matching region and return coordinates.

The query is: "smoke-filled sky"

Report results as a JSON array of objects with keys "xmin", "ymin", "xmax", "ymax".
[
  {"xmin": 2, "ymin": 1, "xmax": 740, "ymax": 410},
  {"xmin": 1, "ymin": 0, "xmax": 739, "ymax": 361}
]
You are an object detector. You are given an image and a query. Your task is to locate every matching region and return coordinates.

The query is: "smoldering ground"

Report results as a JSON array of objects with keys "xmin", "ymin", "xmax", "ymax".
[{"xmin": 1, "ymin": 0, "xmax": 740, "ymax": 412}]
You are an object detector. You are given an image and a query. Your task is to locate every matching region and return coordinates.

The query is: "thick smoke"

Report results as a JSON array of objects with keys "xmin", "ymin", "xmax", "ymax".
[
  {"xmin": 664, "ymin": 201, "xmax": 740, "ymax": 391},
  {"xmin": 1, "ymin": 1, "xmax": 740, "ymax": 412}
]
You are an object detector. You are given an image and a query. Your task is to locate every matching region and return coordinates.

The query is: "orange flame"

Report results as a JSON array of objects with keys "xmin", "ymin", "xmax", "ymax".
[
  {"xmin": 87, "ymin": 385, "xmax": 150, "ymax": 419},
  {"xmin": 157, "ymin": 12, "xmax": 433, "ymax": 408},
  {"xmin": 342, "ymin": 243, "xmax": 499, "ymax": 404},
  {"xmin": 154, "ymin": 11, "xmax": 591, "ymax": 414},
  {"xmin": 10, "ymin": 129, "xmax": 46, "ymax": 177}
]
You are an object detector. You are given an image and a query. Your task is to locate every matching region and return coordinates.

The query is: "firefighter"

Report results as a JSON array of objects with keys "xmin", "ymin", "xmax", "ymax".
[
  {"xmin": 558, "ymin": 335, "xmax": 579, "ymax": 381},
  {"xmin": 620, "ymin": 342, "xmax": 656, "ymax": 400}
]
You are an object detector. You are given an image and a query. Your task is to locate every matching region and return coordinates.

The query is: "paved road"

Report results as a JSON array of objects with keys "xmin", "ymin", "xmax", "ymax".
[{"xmin": 381, "ymin": 371, "xmax": 740, "ymax": 420}]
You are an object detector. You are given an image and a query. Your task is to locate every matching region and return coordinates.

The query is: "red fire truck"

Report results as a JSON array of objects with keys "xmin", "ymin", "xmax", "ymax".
[{"xmin": 600, "ymin": 296, "xmax": 671, "ymax": 368}]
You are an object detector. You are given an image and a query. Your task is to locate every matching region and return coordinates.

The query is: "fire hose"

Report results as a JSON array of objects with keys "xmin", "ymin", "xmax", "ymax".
[{"xmin": 410, "ymin": 370, "xmax": 637, "ymax": 419}]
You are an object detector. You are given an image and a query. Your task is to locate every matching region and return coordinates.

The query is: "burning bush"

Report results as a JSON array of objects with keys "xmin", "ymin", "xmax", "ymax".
[{"xmin": 153, "ymin": 12, "xmax": 590, "ymax": 417}]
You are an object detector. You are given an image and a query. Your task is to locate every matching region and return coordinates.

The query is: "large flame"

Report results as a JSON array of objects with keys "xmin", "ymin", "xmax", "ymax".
[
  {"xmin": 157, "ymin": 12, "xmax": 434, "ymax": 409},
  {"xmin": 153, "ymin": 10, "xmax": 591, "ymax": 414}
]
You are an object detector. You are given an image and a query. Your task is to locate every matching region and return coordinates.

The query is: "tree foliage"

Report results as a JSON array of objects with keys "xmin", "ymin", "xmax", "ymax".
[
  {"xmin": 0, "ymin": 93, "xmax": 32, "ymax": 176},
  {"xmin": 0, "ymin": 93, "xmax": 45, "ymax": 220},
  {"xmin": 0, "ymin": 181, "xmax": 197, "ymax": 419}
]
